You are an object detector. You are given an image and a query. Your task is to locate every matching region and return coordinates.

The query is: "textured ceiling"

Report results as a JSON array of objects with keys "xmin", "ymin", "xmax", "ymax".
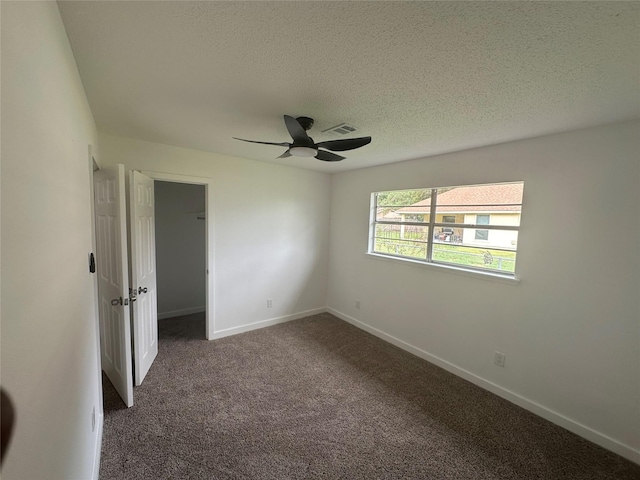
[{"xmin": 58, "ymin": 1, "xmax": 640, "ymax": 173}]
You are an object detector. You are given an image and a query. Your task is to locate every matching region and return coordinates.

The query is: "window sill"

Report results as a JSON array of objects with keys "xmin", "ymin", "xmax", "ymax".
[{"xmin": 365, "ymin": 252, "xmax": 521, "ymax": 285}]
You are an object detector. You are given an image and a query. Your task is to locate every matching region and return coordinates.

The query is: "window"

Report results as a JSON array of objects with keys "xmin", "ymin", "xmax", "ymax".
[
  {"xmin": 370, "ymin": 182, "xmax": 524, "ymax": 275},
  {"xmin": 474, "ymin": 214, "xmax": 490, "ymax": 241}
]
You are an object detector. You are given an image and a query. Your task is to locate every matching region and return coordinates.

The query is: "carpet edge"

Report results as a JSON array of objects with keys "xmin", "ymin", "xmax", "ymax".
[
  {"xmin": 210, "ymin": 307, "xmax": 328, "ymax": 339},
  {"xmin": 158, "ymin": 306, "xmax": 206, "ymax": 320}
]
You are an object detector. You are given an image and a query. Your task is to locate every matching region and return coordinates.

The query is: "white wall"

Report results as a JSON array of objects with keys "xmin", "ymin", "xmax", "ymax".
[
  {"xmin": 98, "ymin": 133, "xmax": 331, "ymax": 336},
  {"xmin": 328, "ymin": 121, "xmax": 640, "ymax": 462},
  {"xmin": 1, "ymin": 2, "xmax": 102, "ymax": 479},
  {"xmin": 154, "ymin": 181, "xmax": 206, "ymax": 318}
]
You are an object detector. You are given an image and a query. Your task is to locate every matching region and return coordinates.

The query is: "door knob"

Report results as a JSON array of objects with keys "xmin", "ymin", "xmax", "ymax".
[
  {"xmin": 110, "ymin": 297, "xmax": 123, "ymax": 306},
  {"xmin": 138, "ymin": 286, "xmax": 148, "ymax": 294}
]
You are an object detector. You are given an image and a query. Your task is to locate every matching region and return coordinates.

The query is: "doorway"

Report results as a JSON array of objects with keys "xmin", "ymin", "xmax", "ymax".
[
  {"xmin": 154, "ymin": 181, "xmax": 206, "ymax": 339},
  {"xmin": 94, "ymin": 166, "xmax": 215, "ymax": 408},
  {"xmin": 142, "ymin": 170, "xmax": 215, "ymax": 342}
]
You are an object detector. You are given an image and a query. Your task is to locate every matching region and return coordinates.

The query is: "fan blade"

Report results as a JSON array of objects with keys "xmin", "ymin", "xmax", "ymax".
[
  {"xmin": 233, "ymin": 137, "xmax": 290, "ymax": 147},
  {"xmin": 316, "ymin": 136, "xmax": 371, "ymax": 152},
  {"xmin": 315, "ymin": 150, "xmax": 345, "ymax": 162},
  {"xmin": 277, "ymin": 150, "xmax": 292, "ymax": 158},
  {"xmin": 283, "ymin": 115, "xmax": 313, "ymax": 145}
]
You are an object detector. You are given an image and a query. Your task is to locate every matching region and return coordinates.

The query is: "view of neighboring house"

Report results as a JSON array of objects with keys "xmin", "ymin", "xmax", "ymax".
[{"xmin": 394, "ymin": 182, "xmax": 523, "ymax": 250}]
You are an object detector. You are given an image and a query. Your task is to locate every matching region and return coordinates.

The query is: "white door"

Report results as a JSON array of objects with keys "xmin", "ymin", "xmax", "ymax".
[
  {"xmin": 130, "ymin": 171, "xmax": 159, "ymax": 385},
  {"xmin": 94, "ymin": 164, "xmax": 134, "ymax": 407}
]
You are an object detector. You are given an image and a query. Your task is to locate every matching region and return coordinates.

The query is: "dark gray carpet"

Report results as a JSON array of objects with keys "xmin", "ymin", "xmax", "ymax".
[{"xmin": 100, "ymin": 312, "xmax": 639, "ymax": 479}]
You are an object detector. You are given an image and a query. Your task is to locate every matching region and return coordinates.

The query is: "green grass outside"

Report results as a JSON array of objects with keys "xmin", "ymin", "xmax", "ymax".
[{"xmin": 374, "ymin": 237, "xmax": 516, "ymax": 273}]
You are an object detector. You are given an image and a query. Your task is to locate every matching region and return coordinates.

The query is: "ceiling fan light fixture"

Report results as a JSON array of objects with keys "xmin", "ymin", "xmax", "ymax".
[
  {"xmin": 289, "ymin": 146, "xmax": 317, "ymax": 157},
  {"xmin": 233, "ymin": 115, "xmax": 370, "ymax": 162}
]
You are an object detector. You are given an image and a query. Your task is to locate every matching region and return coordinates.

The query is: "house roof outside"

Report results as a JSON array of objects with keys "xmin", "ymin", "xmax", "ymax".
[{"xmin": 395, "ymin": 183, "xmax": 523, "ymax": 215}]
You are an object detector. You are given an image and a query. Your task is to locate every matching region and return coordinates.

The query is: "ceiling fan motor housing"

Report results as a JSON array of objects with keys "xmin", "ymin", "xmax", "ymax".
[{"xmin": 296, "ymin": 117, "xmax": 314, "ymax": 131}]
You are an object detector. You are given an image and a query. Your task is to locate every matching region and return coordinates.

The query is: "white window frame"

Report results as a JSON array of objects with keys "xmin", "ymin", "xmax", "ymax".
[{"xmin": 368, "ymin": 182, "xmax": 523, "ymax": 279}]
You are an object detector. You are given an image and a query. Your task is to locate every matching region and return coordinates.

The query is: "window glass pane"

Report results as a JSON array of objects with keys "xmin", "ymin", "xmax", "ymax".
[
  {"xmin": 432, "ymin": 226, "xmax": 517, "ymax": 249},
  {"xmin": 374, "ymin": 237, "xmax": 427, "ymax": 260},
  {"xmin": 376, "ymin": 209, "xmax": 430, "ymax": 222},
  {"xmin": 432, "ymin": 244, "xmax": 517, "ymax": 273},
  {"xmin": 376, "ymin": 189, "xmax": 431, "ymax": 207},
  {"xmin": 375, "ymin": 224, "xmax": 429, "ymax": 242},
  {"xmin": 435, "ymin": 182, "xmax": 523, "ymax": 227},
  {"xmin": 433, "ymin": 226, "xmax": 464, "ymax": 244},
  {"xmin": 375, "ymin": 189, "xmax": 431, "ymax": 222},
  {"xmin": 476, "ymin": 214, "xmax": 490, "ymax": 225},
  {"xmin": 462, "ymin": 227, "xmax": 518, "ymax": 249},
  {"xmin": 475, "ymin": 229, "xmax": 489, "ymax": 241}
]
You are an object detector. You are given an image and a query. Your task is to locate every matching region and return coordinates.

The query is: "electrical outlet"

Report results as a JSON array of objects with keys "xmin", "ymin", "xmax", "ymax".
[
  {"xmin": 267, "ymin": 298, "xmax": 273, "ymax": 308},
  {"xmin": 91, "ymin": 407, "xmax": 96, "ymax": 432},
  {"xmin": 494, "ymin": 351, "xmax": 506, "ymax": 368},
  {"xmin": 355, "ymin": 299, "xmax": 361, "ymax": 309}
]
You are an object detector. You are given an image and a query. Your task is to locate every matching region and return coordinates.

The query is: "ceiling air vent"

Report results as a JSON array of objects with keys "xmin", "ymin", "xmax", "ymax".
[{"xmin": 322, "ymin": 123, "xmax": 358, "ymax": 135}]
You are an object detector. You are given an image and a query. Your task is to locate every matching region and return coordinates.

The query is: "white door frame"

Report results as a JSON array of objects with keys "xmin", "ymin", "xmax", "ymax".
[
  {"xmin": 141, "ymin": 171, "xmax": 215, "ymax": 340},
  {"xmin": 87, "ymin": 146, "xmax": 105, "ymax": 478},
  {"xmin": 88, "ymin": 146, "xmax": 103, "ymax": 403}
]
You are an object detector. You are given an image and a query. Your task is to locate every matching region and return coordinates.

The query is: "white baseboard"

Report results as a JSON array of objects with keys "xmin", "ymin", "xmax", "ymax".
[
  {"xmin": 158, "ymin": 305, "xmax": 206, "ymax": 320},
  {"xmin": 211, "ymin": 307, "xmax": 327, "ymax": 340},
  {"xmin": 327, "ymin": 307, "xmax": 640, "ymax": 465},
  {"xmin": 91, "ymin": 412, "xmax": 103, "ymax": 480}
]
